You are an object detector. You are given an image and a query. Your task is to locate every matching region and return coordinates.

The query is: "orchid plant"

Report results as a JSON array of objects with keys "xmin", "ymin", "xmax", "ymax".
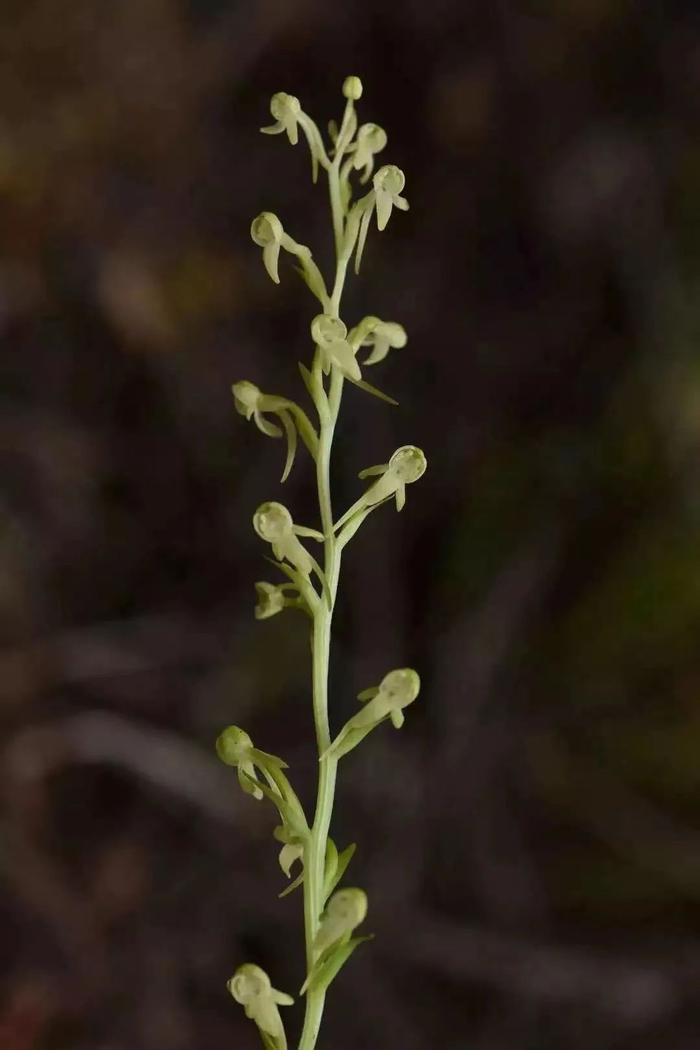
[{"xmin": 218, "ymin": 75, "xmax": 425, "ymax": 1050}]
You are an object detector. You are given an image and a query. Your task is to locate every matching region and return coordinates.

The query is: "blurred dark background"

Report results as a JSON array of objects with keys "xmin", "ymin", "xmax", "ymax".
[{"xmin": 3, "ymin": 1, "xmax": 700, "ymax": 1047}]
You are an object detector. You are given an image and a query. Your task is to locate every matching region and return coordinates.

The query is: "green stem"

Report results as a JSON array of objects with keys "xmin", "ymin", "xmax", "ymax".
[{"xmin": 298, "ymin": 155, "xmax": 350, "ymax": 1050}]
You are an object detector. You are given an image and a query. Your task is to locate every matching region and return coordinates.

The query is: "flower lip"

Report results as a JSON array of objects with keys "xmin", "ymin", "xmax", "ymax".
[
  {"xmin": 253, "ymin": 501, "xmax": 293, "ymax": 542},
  {"xmin": 389, "ymin": 445, "xmax": 427, "ymax": 483}
]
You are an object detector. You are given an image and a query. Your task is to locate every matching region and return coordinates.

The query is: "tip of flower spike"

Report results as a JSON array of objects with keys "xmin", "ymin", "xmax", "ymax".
[{"xmin": 343, "ymin": 76, "xmax": 363, "ymax": 100}]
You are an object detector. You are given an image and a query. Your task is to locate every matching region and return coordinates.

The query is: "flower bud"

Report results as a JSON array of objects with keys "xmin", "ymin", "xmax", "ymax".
[
  {"xmin": 313, "ymin": 887, "xmax": 368, "ymax": 956},
  {"xmin": 342, "ymin": 76, "xmax": 363, "ymax": 100},
  {"xmin": 373, "ymin": 165, "xmax": 410, "ymax": 231},
  {"xmin": 327, "ymin": 886, "xmax": 368, "ymax": 927}
]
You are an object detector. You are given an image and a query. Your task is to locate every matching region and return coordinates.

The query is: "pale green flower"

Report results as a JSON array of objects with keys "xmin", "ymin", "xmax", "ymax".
[
  {"xmin": 253, "ymin": 501, "xmax": 324, "ymax": 580},
  {"xmin": 233, "ymin": 381, "xmax": 318, "ymax": 483},
  {"xmin": 323, "ymin": 669, "xmax": 421, "ymax": 760},
  {"xmin": 313, "ymin": 888, "xmax": 368, "ymax": 957},
  {"xmin": 228, "ymin": 963, "xmax": 293, "ymax": 1050},
  {"xmin": 260, "ymin": 91, "xmax": 330, "ymax": 183},
  {"xmin": 356, "ymin": 668, "xmax": 421, "ymax": 728},
  {"xmin": 250, "ymin": 212, "xmax": 285, "ymax": 283},
  {"xmin": 334, "ymin": 445, "xmax": 427, "ymax": 531},
  {"xmin": 250, "ymin": 212, "xmax": 328, "ymax": 301},
  {"xmin": 351, "ymin": 123, "xmax": 388, "ymax": 183},
  {"xmin": 216, "ymin": 725, "xmax": 286, "ymax": 800},
  {"xmin": 349, "ymin": 316, "xmax": 407, "ymax": 365},
  {"xmin": 342, "ymin": 76, "xmax": 363, "ymax": 100},
  {"xmin": 351, "ymin": 164, "xmax": 409, "ymax": 274},
  {"xmin": 373, "ymin": 164, "xmax": 409, "ymax": 231},
  {"xmin": 233, "ymin": 380, "xmax": 281, "ymax": 436},
  {"xmin": 254, "ymin": 581, "xmax": 288, "ymax": 620},
  {"xmin": 311, "ymin": 314, "xmax": 361, "ymax": 382},
  {"xmin": 261, "ymin": 92, "xmax": 302, "ymax": 145}
]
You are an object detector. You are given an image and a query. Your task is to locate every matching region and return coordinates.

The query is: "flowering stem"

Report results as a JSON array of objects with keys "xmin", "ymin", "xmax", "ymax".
[{"xmin": 298, "ymin": 161, "xmax": 348, "ymax": 1050}]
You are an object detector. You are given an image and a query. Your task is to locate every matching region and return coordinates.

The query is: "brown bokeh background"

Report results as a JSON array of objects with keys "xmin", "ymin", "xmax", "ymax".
[{"xmin": 4, "ymin": 1, "xmax": 700, "ymax": 1047}]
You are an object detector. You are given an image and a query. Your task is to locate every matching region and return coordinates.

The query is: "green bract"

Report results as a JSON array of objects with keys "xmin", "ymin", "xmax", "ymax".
[{"xmin": 222, "ymin": 75, "xmax": 424, "ymax": 1050}]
